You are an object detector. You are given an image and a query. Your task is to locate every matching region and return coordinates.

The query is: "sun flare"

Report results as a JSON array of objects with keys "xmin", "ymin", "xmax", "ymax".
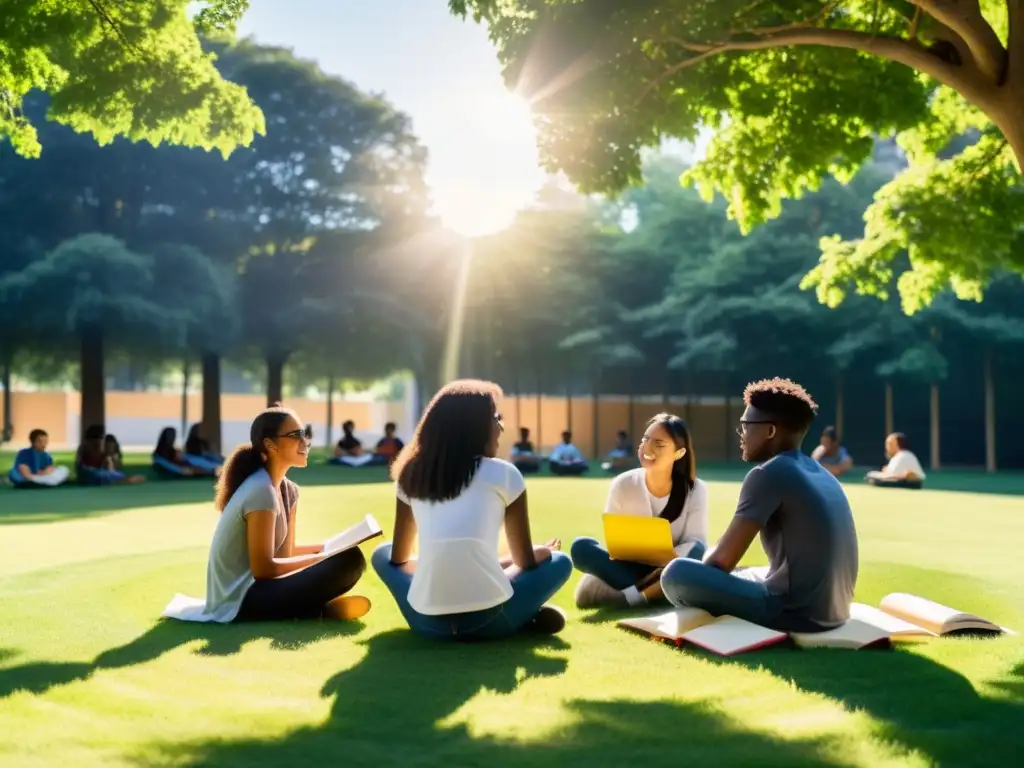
[{"xmin": 429, "ymin": 89, "xmax": 543, "ymax": 238}]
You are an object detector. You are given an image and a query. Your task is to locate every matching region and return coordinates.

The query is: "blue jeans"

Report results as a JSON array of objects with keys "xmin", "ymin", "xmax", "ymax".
[
  {"xmin": 570, "ymin": 536, "xmax": 707, "ymax": 591},
  {"xmin": 371, "ymin": 543, "xmax": 572, "ymax": 641},
  {"xmin": 660, "ymin": 558, "xmax": 784, "ymax": 628}
]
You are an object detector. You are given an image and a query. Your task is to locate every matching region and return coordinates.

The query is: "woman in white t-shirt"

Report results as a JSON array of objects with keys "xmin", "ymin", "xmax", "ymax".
[
  {"xmin": 572, "ymin": 413, "xmax": 709, "ymax": 609},
  {"xmin": 371, "ymin": 379, "xmax": 572, "ymax": 640},
  {"xmin": 866, "ymin": 432, "xmax": 926, "ymax": 489},
  {"xmin": 173, "ymin": 406, "xmax": 371, "ymax": 623}
]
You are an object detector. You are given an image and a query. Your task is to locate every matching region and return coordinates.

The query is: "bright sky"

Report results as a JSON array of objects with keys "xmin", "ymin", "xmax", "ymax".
[{"xmin": 238, "ymin": 0, "xmax": 546, "ymax": 236}]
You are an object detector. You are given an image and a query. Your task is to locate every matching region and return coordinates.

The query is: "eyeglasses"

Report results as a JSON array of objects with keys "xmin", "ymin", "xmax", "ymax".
[
  {"xmin": 277, "ymin": 429, "xmax": 311, "ymax": 444},
  {"xmin": 736, "ymin": 420, "xmax": 774, "ymax": 436},
  {"xmin": 494, "ymin": 412, "xmax": 505, "ymax": 431}
]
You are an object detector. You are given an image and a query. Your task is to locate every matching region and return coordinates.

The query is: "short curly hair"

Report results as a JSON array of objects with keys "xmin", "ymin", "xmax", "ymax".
[{"xmin": 743, "ymin": 378, "xmax": 818, "ymax": 433}]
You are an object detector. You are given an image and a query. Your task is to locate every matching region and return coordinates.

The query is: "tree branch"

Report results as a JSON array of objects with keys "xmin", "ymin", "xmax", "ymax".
[
  {"xmin": 644, "ymin": 27, "xmax": 987, "ymax": 107},
  {"xmin": 909, "ymin": 1, "xmax": 1006, "ymax": 82}
]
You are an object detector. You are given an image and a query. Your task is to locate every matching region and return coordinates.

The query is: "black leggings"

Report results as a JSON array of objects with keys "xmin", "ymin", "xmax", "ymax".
[{"xmin": 234, "ymin": 548, "xmax": 367, "ymax": 622}]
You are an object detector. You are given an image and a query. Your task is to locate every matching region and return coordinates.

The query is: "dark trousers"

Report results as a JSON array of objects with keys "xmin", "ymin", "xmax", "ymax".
[
  {"xmin": 867, "ymin": 477, "xmax": 923, "ymax": 490},
  {"xmin": 234, "ymin": 548, "xmax": 366, "ymax": 622}
]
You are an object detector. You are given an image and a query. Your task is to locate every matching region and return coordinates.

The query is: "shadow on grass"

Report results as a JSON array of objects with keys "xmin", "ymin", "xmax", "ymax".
[
  {"xmin": 0, "ymin": 618, "xmax": 363, "ymax": 700},
  {"xmin": 0, "ymin": 464, "xmax": 394, "ymax": 525},
  {"xmin": 159, "ymin": 629, "xmax": 845, "ymax": 768},
  {"xmin": 721, "ymin": 644, "xmax": 1024, "ymax": 765}
]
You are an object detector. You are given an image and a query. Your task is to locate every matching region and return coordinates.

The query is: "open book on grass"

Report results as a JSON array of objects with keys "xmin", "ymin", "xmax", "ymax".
[
  {"xmin": 619, "ymin": 607, "xmax": 788, "ymax": 656},
  {"xmin": 323, "ymin": 514, "xmax": 383, "ymax": 555},
  {"xmin": 621, "ymin": 593, "xmax": 1013, "ymax": 654}
]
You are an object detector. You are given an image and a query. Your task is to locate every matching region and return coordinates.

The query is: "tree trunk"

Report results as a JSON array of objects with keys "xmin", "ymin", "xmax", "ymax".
[
  {"xmin": 326, "ymin": 373, "xmax": 335, "ymax": 449},
  {"xmin": 201, "ymin": 352, "xmax": 222, "ymax": 455},
  {"xmin": 929, "ymin": 383, "xmax": 941, "ymax": 471},
  {"xmin": 180, "ymin": 358, "xmax": 190, "ymax": 438},
  {"xmin": 835, "ymin": 373, "xmax": 845, "ymax": 439},
  {"xmin": 984, "ymin": 349, "xmax": 996, "ymax": 473},
  {"xmin": 79, "ymin": 328, "xmax": 105, "ymax": 438},
  {"xmin": 592, "ymin": 387, "xmax": 599, "ymax": 461},
  {"xmin": 1, "ymin": 352, "xmax": 12, "ymax": 444},
  {"xmin": 266, "ymin": 355, "xmax": 286, "ymax": 406},
  {"xmin": 884, "ymin": 381, "xmax": 894, "ymax": 437},
  {"xmin": 536, "ymin": 372, "xmax": 543, "ymax": 455}
]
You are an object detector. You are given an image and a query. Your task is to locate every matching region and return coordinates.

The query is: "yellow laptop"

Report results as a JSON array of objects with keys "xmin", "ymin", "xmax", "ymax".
[{"xmin": 602, "ymin": 514, "xmax": 678, "ymax": 567}]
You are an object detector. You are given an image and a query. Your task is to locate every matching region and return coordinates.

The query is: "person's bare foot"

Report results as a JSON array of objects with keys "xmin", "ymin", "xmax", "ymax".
[{"xmin": 323, "ymin": 595, "xmax": 371, "ymax": 621}]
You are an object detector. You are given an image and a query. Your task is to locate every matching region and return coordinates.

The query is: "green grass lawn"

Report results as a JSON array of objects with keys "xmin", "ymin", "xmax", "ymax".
[{"xmin": 1, "ymin": 458, "xmax": 1022, "ymax": 767}]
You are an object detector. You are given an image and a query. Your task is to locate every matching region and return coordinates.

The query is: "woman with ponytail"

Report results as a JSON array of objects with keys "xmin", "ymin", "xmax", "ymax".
[
  {"xmin": 571, "ymin": 413, "xmax": 708, "ymax": 609},
  {"xmin": 178, "ymin": 406, "xmax": 370, "ymax": 623}
]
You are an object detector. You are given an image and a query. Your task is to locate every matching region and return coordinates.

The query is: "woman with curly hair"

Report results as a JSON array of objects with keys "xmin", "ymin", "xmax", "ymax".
[{"xmin": 372, "ymin": 379, "xmax": 571, "ymax": 640}]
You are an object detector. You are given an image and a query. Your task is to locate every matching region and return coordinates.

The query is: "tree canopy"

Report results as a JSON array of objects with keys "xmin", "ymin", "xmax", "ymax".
[
  {"xmin": 449, "ymin": 0, "xmax": 1024, "ymax": 313},
  {"xmin": 2, "ymin": 0, "xmax": 262, "ymax": 158}
]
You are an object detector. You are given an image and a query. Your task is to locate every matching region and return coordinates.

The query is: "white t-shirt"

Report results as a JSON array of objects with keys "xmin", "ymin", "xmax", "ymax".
[
  {"xmin": 885, "ymin": 450, "xmax": 926, "ymax": 480},
  {"xmin": 604, "ymin": 468, "xmax": 709, "ymax": 557},
  {"xmin": 397, "ymin": 457, "xmax": 526, "ymax": 616}
]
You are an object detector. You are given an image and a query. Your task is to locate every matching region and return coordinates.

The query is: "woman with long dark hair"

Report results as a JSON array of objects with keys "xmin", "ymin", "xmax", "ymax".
[
  {"xmin": 571, "ymin": 413, "xmax": 708, "ymax": 609},
  {"xmin": 372, "ymin": 379, "xmax": 572, "ymax": 640},
  {"xmin": 152, "ymin": 427, "xmax": 217, "ymax": 478},
  {"xmin": 185, "ymin": 422, "xmax": 225, "ymax": 468},
  {"xmin": 185, "ymin": 406, "xmax": 369, "ymax": 622}
]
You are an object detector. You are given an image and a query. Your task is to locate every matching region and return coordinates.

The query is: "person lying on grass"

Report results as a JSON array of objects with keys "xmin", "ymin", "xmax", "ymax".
[
  {"xmin": 572, "ymin": 413, "xmax": 708, "ymax": 609},
  {"xmin": 865, "ymin": 432, "xmax": 926, "ymax": 490},
  {"xmin": 153, "ymin": 427, "xmax": 219, "ymax": 478},
  {"xmin": 372, "ymin": 379, "xmax": 572, "ymax": 641},
  {"xmin": 199, "ymin": 406, "xmax": 371, "ymax": 622},
  {"xmin": 660, "ymin": 378, "xmax": 859, "ymax": 633}
]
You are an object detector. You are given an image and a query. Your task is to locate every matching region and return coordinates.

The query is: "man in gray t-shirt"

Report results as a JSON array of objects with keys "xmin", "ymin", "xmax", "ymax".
[{"xmin": 661, "ymin": 377, "xmax": 858, "ymax": 632}]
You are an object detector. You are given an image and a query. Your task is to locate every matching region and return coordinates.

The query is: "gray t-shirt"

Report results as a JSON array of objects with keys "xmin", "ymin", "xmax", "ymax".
[
  {"xmin": 736, "ymin": 450, "xmax": 858, "ymax": 629},
  {"xmin": 202, "ymin": 469, "xmax": 299, "ymax": 622}
]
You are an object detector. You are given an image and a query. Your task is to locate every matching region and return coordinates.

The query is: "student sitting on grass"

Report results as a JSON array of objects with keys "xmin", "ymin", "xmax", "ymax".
[
  {"xmin": 7, "ymin": 429, "xmax": 70, "ymax": 488},
  {"xmin": 76, "ymin": 425, "xmax": 145, "ymax": 485},
  {"xmin": 329, "ymin": 420, "xmax": 374, "ymax": 467},
  {"xmin": 187, "ymin": 406, "xmax": 370, "ymax": 622},
  {"xmin": 866, "ymin": 432, "xmax": 926, "ymax": 489},
  {"xmin": 601, "ymin": 429, "xmax": 636, "ymax": 472},
  {"xmin": 372, "ymin": 379, "xmax": 572, "ymax": 641},
  {"xmin": 373, "ymin": 422, "xmax": 405, "ymax": 466},
  {"xmin": 660, "ymin": 378, "xmax": 858, "ymax": 633},
  {"xmin": 185, "ymin": 422, "xmax": 225, "ymax": 467},
  {"xmin": 811, "ymin": 426, "xmax": 854, "ymax": 478},
  {"xmin": 153, "ymin": 427, "xmax": 218, "ymax": 478},
  {"xmin": 573, "ymin": 414, "xmax": 708, "ymax": 609},
  {"xmin": 510, "ymin": 427, "xmax": 541, "ymax": 474},
  {"xmin": 549, "ymin": 430, "xmax": 589, "ymax": 476},
  {"xmin": 104, "ymin": 434, "xmax": 124, "ymax": 471}
]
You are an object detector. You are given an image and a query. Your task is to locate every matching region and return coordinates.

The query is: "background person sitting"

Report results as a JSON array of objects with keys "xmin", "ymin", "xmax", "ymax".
[
  {"xmin": 104, "ymin": 434, "xmax": 124, "ymax": 471},
  {"xmin": 866, "ymin": 432, "xmax": 926, "ymax": 489},
  {"xmin": 811, "ymin": 426, "xmax": 854, "ymax": 478},
  {"xmin": 510, "ymin": 427, "xmax": 541, "ymax": 474},
  {"xmin": 76, "ymin": 425, "xmax": 145, "ymax": 485},
  {"xmin": 7, "ymin": 429, "xmax": 70, "ymax": 488},
  {"xmin": 329, "ymin": 420, "xmax": 374, "ymax": 467},
  {"xmin": 601, "ymin": 429, "xmax": 636, "ymax": 472},
  {"xmin": 549, "ymin": 430, "xmax": 589, "ymax": 476},
  {"xmin": 372, "ymin": 422, "xmax": 405, "ymax": 466},
  {"xmin": 153, "ymin": 427, "xmax": 218, "ymax": 478},
  {"xmin": 185, "ymin": 422, "xmax": 225, "ymax": 468}
]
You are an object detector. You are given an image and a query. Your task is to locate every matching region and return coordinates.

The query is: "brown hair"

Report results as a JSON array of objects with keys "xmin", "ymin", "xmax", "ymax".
[
  {"xmin": 391, "ymin": 379, "xmax": 502, "ymax": 502},
  {"xmin": 214, "ymin": 405, "xmax": 295, "ymax": 512}
]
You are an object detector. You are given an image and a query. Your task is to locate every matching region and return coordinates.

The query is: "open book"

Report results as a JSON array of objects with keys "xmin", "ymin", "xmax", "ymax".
[
  {"xmin": 619, "ymin": 607, "xmax": 788, "ymax": 656},
  {"xmin": 622, "ymin": 593, "xmax": 1013, "ymax": 655},
  {"xmin": 323, "ymin": 514, "xmax": 383, "ymax": 555}
]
